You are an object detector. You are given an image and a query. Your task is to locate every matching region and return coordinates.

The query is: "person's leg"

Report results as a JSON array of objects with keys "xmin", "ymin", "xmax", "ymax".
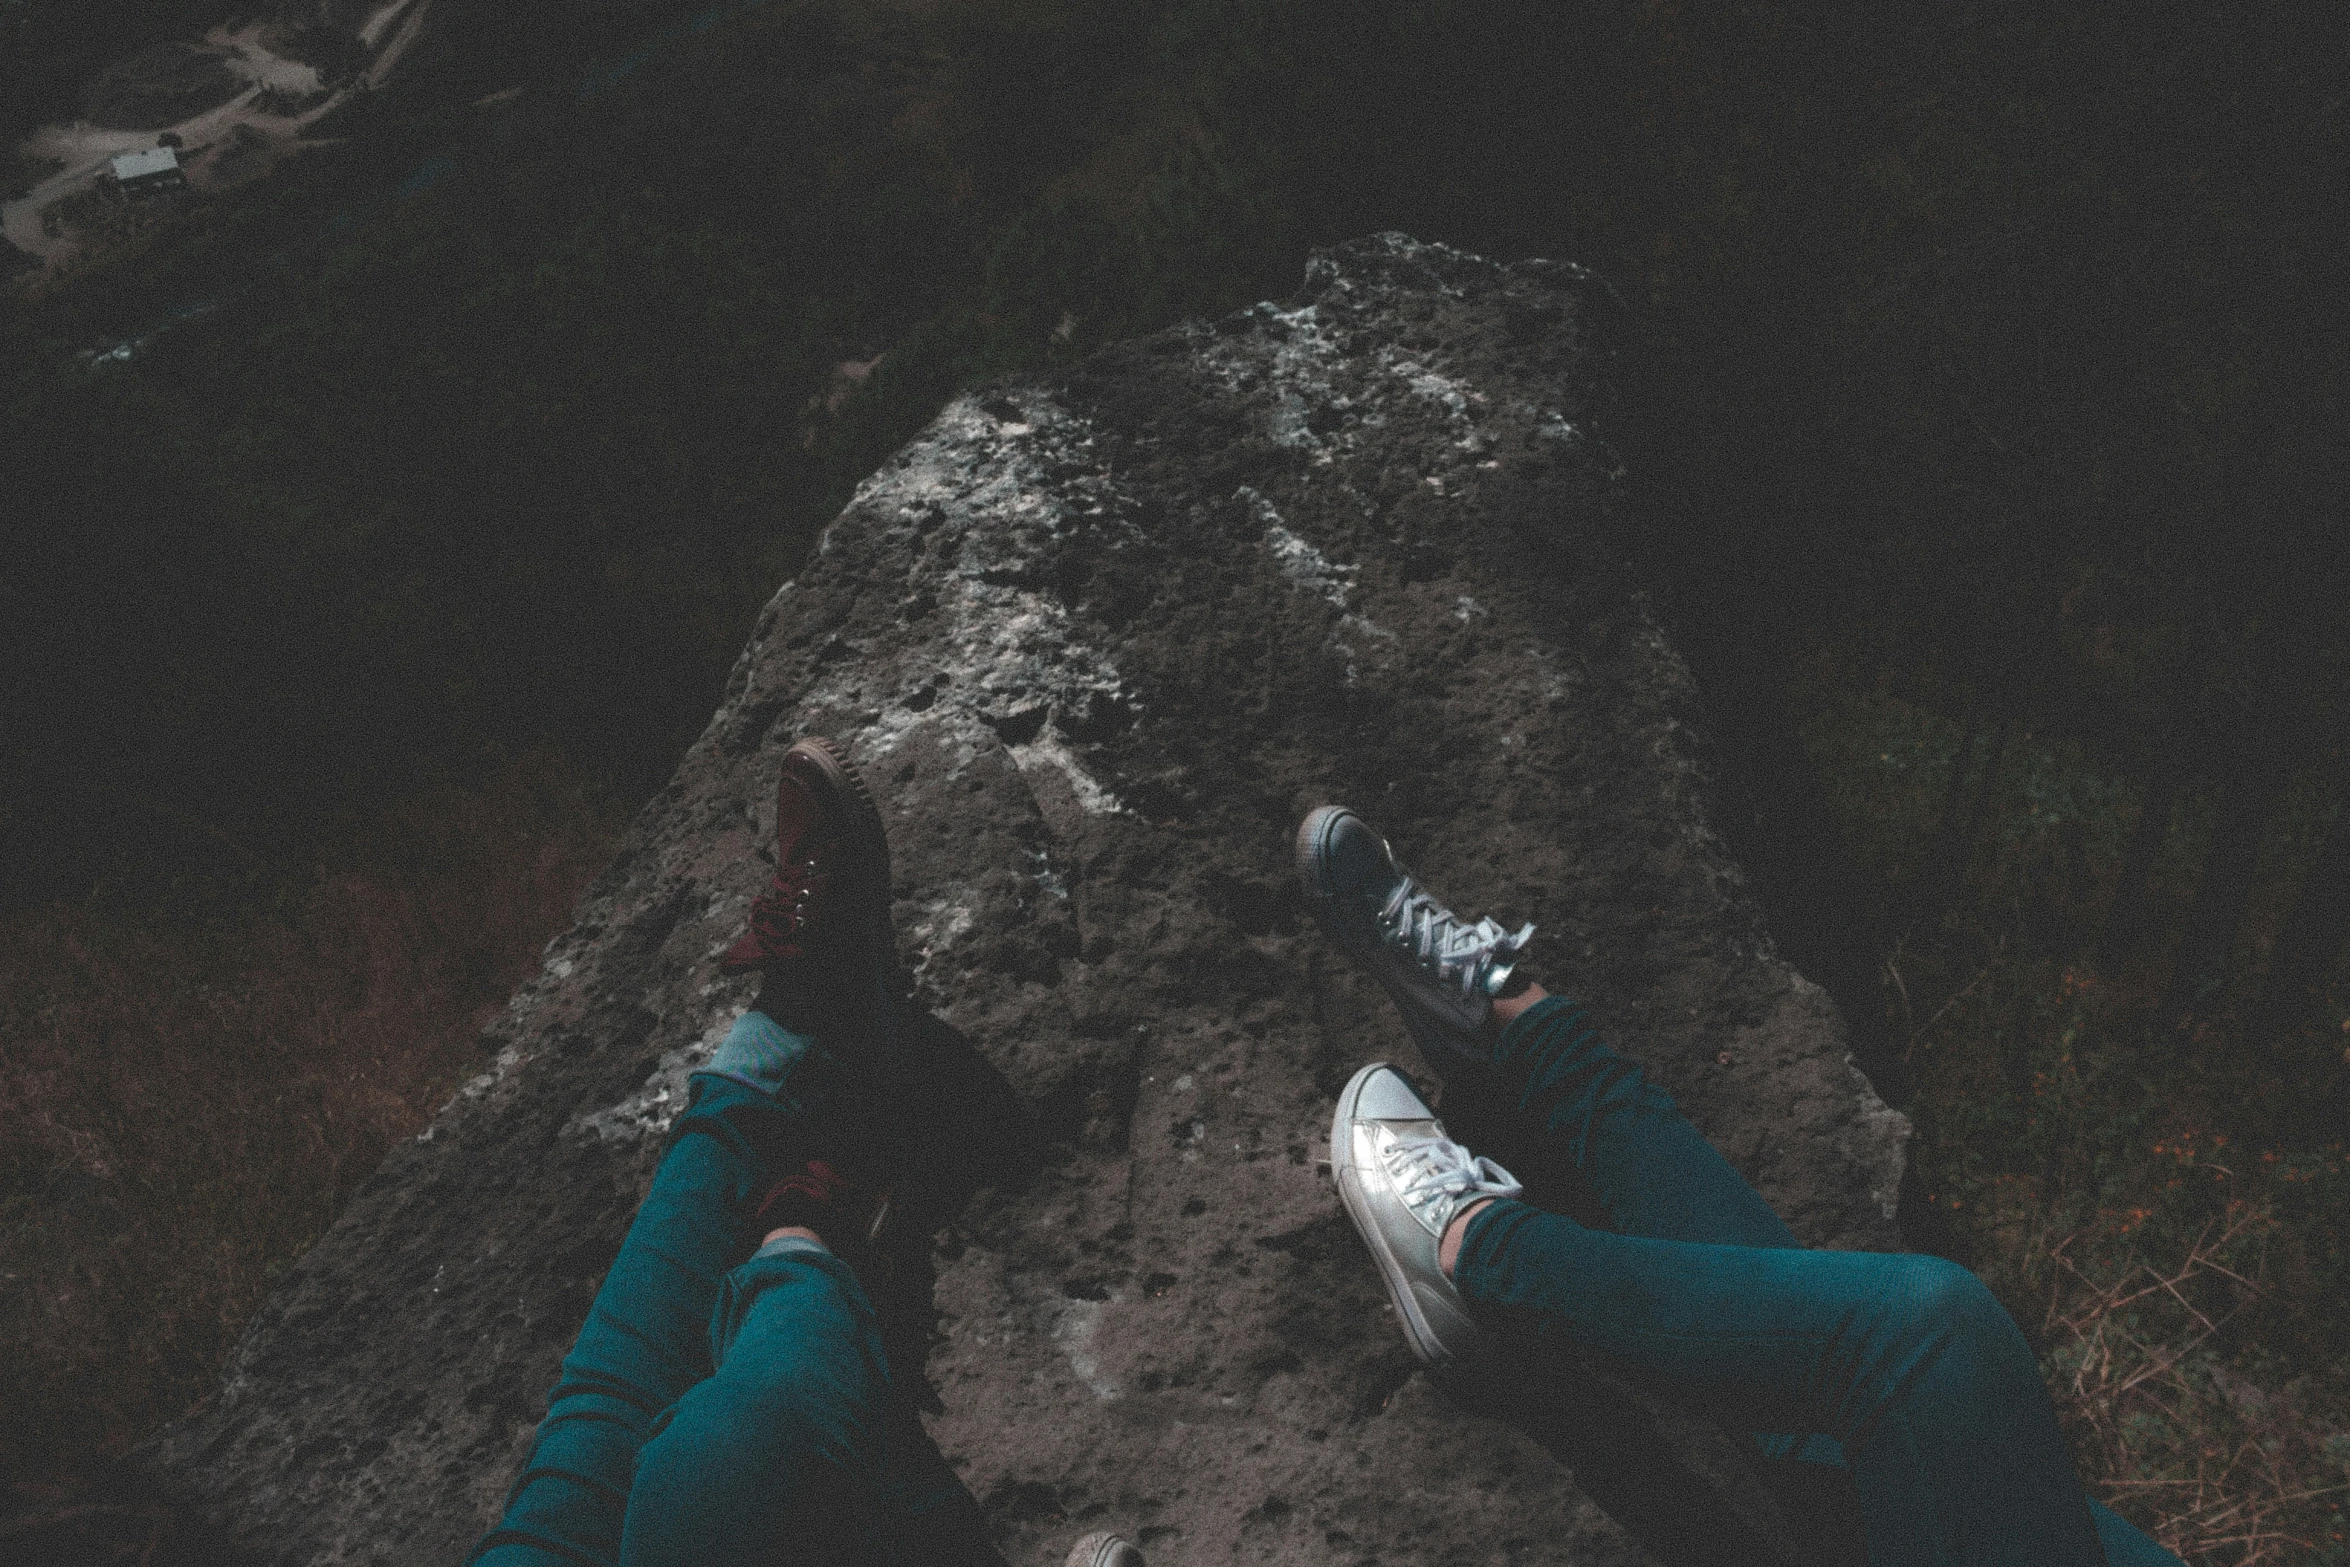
[
  {"xmin": 469, "ymin": 1017, "xmax": 837, "ymax": 1567},
  {"xmin": 1335, "ymin": 1060, "xmax": 2108, "ymax": 1564},
  {"xmin": 1455, "ymin": 1198, "xmax": 2164, "ymax": 1567},
  {"xmin": 479, "ymin": 737, "xmax": 1011, "ymax": 1567},
  {"xmin": 1467, "ymin": 997, "xmax": 2186, "ymax": 1564},
  {"xmin": 475, "ymin": 735, "xmax": 918, "ymax": 1565},
  {"xmin": 1476, "ymin": 991, "xmax": 1797, "ymax": 1249},
  {"xmin": 1306, "ymin": 806, "xmax": 2185, "ymax": 1566},
  {"xmin": 1467, "ymin": 989, "xmax": 1853, "ymax": 1472},
  {"xmin": 619, "ymin": 1235, "xmax": 892, "ymax": 1567},
  {"xmin": 2094, "ymin": 1499, "xmax": 2184, "ymax": 1567}
]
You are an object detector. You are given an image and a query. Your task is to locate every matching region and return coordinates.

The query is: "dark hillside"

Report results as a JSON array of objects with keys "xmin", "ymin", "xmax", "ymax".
[{"xmin": 2, "ymin": 2, "xmax": 243, "ymax": 147}]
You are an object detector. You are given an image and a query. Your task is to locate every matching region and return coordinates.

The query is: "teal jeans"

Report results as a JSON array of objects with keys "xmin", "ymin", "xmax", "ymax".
[
  {"xmin": 1451, "ymin": 997, "xmax": 2181, "ymax": 1567},
  {"xmin": 469, "ymin": 1013, "xmax": 999, "ymax": 1567}
]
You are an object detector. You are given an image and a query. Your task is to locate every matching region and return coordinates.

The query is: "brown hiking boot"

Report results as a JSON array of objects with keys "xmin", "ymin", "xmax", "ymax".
[
  {"xmin": 751, "ymin": 1156, "xmax": 894, "ymax": 1255},
  {"xmin": 719, "ymin": 737, "xmax": 900, "ymax": 1034}
]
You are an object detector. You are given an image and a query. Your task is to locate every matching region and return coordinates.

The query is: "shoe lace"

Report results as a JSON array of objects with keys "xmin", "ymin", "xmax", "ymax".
[
  {"xmin": 743, "ymin": 857, "xmax": 833, "ymax": 955},
  {"xmin": 1378, "ymin": 877, "xmax": 1534, "ymax": 999},
  {"xmin": 1382, "ymin": 1134, "xmax": 1523, "ymax": 1228}
]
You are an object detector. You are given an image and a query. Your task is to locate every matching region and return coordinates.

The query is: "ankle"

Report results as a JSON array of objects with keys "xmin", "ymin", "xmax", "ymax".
[
  {"xmin": 1490, "ymin": 981, "xmax": 1548, "ymax": 1029},
  {"xmin": 751, "ymin": 975, "xmax": 845, "ymax": 1037},
  {"xmin": 1438, "ymin": 1196, "xmax": 1496, "ymax": 1278},
  {"xmin": 752, "ymin": 1158, "xmax": 852, "ymax": 1244},
  {"xmin": 761, "ymin": 1223, "xmax": 828, "ymax": 1252}
]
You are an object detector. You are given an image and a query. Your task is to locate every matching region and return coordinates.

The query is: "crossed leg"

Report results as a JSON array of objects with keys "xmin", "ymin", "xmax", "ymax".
[
  {"xmin": 470, "ymin": 1014, "xmax": 996, "ymax": 1567},
  {"xmin": 1447, "ymin": 992, "xmax": 2181, "ymax": 1567}
]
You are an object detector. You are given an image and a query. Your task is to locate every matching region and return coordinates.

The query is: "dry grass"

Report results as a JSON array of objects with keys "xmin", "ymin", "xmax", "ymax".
[
  {"xmin": 0, "ymin": 749, "xmax": 624, "ymax": 1471},
  {"xmin": 1919, "ymin": 971, "xmax": 2350, "ymax": 1566},
  {"xmin": 2039, "ymin": 1210, "xmax": 2350, "ymax": 1563},
  {"xmin": 1797, "ymin": 670, "xmax": 2350, "ymax": 1564}
]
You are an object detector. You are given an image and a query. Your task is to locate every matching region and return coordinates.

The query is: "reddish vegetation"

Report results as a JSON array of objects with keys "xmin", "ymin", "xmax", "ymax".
[{"xmin": 0, "ymin": 752, "xmax": 622, "ymax": 1474}]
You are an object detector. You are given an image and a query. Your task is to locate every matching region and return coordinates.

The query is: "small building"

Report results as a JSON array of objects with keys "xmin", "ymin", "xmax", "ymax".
[{"xmin": 111, "ymin": 147, "xmax": 187, "ymax": 198}]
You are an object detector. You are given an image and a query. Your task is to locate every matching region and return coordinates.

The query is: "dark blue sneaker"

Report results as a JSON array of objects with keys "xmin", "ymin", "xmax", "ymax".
[{"xmin": 1295, "ymin": 805, "xmax": 1533, "ymax": 1081}]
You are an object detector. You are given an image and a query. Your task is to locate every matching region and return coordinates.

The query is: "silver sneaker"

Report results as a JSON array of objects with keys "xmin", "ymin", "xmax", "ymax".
[
  {"xmin": 1330, "ymin": 1062, "xmax": 1524, "ymax": 1372},
  {"xmin": 1065, "ymin": 1533, "xmax": 1144, "ymax": 1567},
  {"xmin": 1296, "ymin": 805, "xmax": 1534, "ymax": 1080}
]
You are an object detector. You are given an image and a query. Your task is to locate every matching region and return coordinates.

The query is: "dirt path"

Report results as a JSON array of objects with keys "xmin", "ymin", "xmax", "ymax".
[
  {"xmin": 211, "ymin": 21, "xmax": 326, "ymax": 96},
  {"xmin": 2, "ymin": 0, "xmax": 431, "ymax": 274}
]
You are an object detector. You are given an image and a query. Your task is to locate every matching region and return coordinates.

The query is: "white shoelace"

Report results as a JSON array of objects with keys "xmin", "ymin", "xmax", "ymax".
[
  {"xmin": 1381, "ymin": 1133, "xmax": 1524, "ymax": 1230},
  {"xmin": 1378, "ymin": 877, "xmax": 1535, "ymax": 999}
]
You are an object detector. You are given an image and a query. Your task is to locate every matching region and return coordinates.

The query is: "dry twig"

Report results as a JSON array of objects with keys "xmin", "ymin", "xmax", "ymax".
[{"xmin": 2038, "ymin": 1209, "xmax": 2348, "ymax": 1564}]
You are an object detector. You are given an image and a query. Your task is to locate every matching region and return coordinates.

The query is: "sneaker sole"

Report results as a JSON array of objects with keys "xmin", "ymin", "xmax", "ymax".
[
  {"xmin": 1329, "ymin": 1061, "xmax": 1458, "ymax": 1372},
  {"xmin": 1292, "ymin": 803, "xmax": 1357, "ymax": 915},
  {"xmin": 1065, "ymin": 1534, "xmax": 1143, "ymax": 1567}
]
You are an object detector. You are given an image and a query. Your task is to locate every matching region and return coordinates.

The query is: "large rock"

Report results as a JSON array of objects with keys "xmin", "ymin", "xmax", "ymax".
[{"xmin": 140, "ymin": 234, "xmax": 1908, "ymax": 1566}]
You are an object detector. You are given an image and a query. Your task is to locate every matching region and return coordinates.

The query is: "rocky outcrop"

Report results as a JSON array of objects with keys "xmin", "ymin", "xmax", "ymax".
[{"xmin": 140, "ymin": 234, "xmax": 1907, "ymax": 1566}]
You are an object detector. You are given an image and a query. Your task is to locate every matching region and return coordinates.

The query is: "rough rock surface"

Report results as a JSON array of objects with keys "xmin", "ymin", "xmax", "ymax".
[{"xmin": 140, "ymin": 235, "xmax": 1908, "ymax": 1566}]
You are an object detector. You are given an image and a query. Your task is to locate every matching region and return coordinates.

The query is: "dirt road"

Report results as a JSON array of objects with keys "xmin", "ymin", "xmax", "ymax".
[{"xmin": 2, "ymin": 0, "xmax": 431, "ymax": 274}]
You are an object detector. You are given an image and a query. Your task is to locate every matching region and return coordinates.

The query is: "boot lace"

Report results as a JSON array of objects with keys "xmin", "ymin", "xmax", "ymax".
[{"xmin": 740, "ymin": 859, "xmax": 834, "ymax": 960}]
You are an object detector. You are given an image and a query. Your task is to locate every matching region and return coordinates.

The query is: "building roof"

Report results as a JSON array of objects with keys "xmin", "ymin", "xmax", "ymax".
[{"xmin": 111, "ymin": 147, "xmax": 182, "ymax": 182}]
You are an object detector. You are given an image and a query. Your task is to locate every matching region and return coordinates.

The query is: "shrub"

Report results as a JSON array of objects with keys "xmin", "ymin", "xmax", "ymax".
[{"xmin": 0, "ymin": 750, "xmax": 622, "ymax": 1466}]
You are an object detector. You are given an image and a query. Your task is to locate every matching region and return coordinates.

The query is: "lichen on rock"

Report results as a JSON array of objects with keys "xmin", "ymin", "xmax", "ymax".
[{"xmin": 139, "ymin": 233, "xmax": 1905, "ymax": 1566}]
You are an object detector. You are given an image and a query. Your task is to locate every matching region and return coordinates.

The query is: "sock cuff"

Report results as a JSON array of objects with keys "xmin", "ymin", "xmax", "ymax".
[
  {"xmin": 752, "ymin": 1159, "xmax": 851, "ymax": 1236},
  {"xmin": 751, "ymin": 1232, "xmax": 833, "ymax": 1262},
  {"xmin": 707, "ymin": 1009, "xmax": 817, "ymax": 1099},
  {"xmin": 1494, "ymin": 992, "xmax": 1578, "ymax": 1057}
]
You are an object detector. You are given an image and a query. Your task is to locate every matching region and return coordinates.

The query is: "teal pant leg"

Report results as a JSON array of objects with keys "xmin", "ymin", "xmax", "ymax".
[
  {"xmin": 471, "ymin": 1016, "xmax": 838, "ymax": 1567},
  {"xmin": 1480, "ymin": 996, "xmax": 1798, "ymax": 1250},
  {"xmin": 1463, "ymin": 997, "xmax": 2184, "ymax": 1567},
  {"xmin": 1456, "ymin": 1205, "xmax": 2110, "ymax": 1566},
  {"xmin": 472, "ymin": 1011, "xmax": 998, "ymax": 1567},
  {"xmin": 2095, "ymin": 1499, "xmax": 2183, "ymax": 1567},
  {"xmin": 620, "ymin": 1238, "xmax": 892, "ymax": 1567},
  {"xmin": 1477, "ymin": 997, "xmax": 1842, "ymax": 1466}
]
